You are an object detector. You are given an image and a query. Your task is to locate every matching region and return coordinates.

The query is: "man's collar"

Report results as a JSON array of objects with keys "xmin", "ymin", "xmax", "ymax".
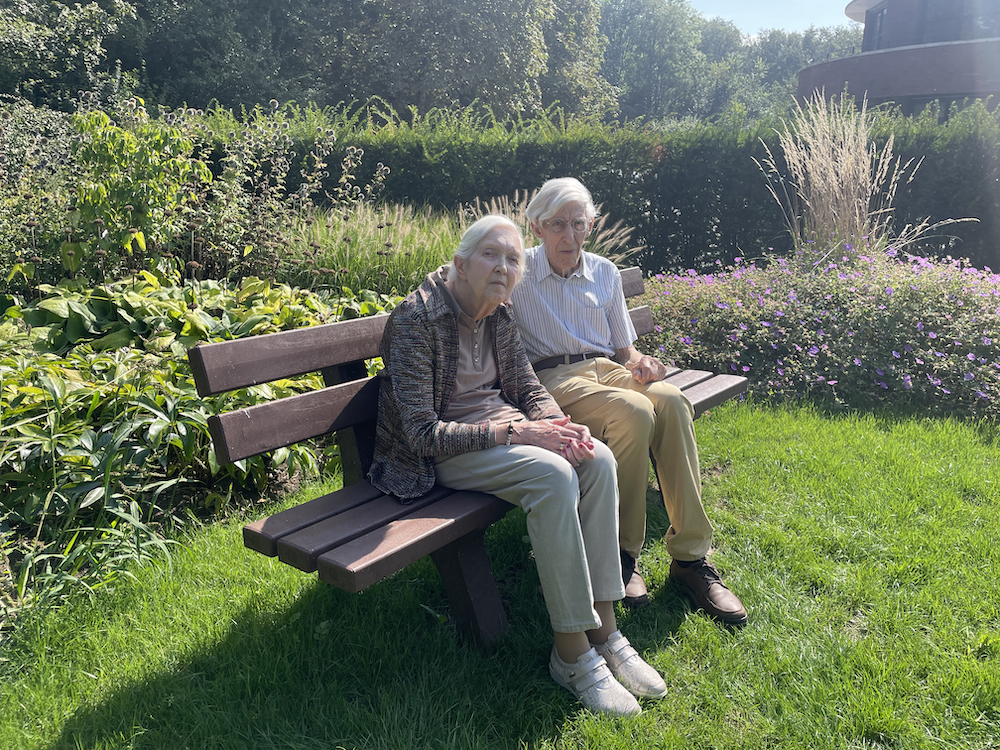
[{"xmin": 530, "ymin": 244, "xmax": 595, "ymax": 282}]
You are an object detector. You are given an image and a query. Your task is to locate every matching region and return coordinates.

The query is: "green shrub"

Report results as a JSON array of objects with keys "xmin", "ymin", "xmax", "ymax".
[
  {"xmin": 0, "ymin": 276, "xmax": 399, "ymax": 619},
  {"xmin": 644, "ymin": 247, "xmax": 1000, "ymax": 418}
]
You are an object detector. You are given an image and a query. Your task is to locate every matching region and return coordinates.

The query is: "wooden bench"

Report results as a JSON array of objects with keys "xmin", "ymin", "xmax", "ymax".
[{"xmin": 186, "ymin": 268, "xmax": 748, "ymax": 649}]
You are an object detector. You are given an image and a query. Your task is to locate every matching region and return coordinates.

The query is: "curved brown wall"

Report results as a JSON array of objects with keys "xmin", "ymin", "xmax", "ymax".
[{"xmin": 797, "ymin": 37, "xmax": 1000, "ymax": 107}]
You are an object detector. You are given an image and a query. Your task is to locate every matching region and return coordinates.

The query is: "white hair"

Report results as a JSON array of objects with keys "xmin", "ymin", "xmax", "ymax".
[
  {"xmin": 447, "ymin": 215, "xmax": 524, "ymax": 282},
  {"xmin": 525, "ymin": 177, "xmax": 598, "ymax": 227}
]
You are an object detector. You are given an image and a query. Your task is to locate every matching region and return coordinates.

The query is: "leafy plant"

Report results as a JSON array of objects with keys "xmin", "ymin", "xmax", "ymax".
[
  {"xmin": 0, "ymin": 276, "xmax": 399, "ymax": 620},
  {"xmin": 644, "ymin": 245, "xmax": 1000, "ymax": 418},
  {"xmin": 67, "ymin": 99, "xmax": 213, "ymax": 281}
]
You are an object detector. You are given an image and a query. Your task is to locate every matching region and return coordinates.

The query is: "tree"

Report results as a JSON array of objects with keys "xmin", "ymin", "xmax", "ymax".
[
  {"xmin": 600, "ymin": 0, "xmax": 705, "ymax": 120},
  {"xmin": 539, "ymin": 0, "xmax": 616, "ymax": 118},
  {"xmin": 0, "ymin": 0, "xmax": 135, "ymax": 110},
  {"xmin": 336, "ymin": 0, "xmax": 551, "ymax": 116}
]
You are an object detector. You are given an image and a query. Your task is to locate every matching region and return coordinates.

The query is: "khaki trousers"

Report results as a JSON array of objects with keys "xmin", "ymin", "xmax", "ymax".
[
  {"xmin": 536, "ymin": 357, "xmax": 713, "ymax": 562},
  {"xmin": 435, "ymin": 440, "xmax": 624, "ymax": 633}
]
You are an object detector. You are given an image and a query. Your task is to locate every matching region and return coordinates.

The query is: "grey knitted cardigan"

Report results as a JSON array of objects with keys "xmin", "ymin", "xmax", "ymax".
[{"xmin": 368, "ymin": 268, "xmax": 564, "ymax": 500}]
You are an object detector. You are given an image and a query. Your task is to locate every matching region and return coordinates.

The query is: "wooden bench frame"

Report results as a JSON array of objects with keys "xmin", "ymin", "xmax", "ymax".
[{"xmin": 187, "ymin": 268, "xmax": 748, "ymax": 649}]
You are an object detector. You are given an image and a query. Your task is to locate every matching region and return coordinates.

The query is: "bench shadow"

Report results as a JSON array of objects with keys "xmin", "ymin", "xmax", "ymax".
[{"xmin": 46, "ymin": 515, "xmax": 687, "ymax": 750}]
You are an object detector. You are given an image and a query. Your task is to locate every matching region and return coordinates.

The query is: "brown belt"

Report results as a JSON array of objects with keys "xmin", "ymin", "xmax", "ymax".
[{"xmin": 532, "ymin": 352, "xmax": 607, "ymax": 372}]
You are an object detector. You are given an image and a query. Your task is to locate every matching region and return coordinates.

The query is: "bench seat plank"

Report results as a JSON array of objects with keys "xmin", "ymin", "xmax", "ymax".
[
  {"xmin": 684, "ymin": 375, "xmax": 749, "ymax": 417},
  {"xmin": 277, "ymin": 485, "xmax": 455, "ymax": 572},
  {"xmin": 317, "ymin": 491, "xmax": 512, "ymax": 593},
  {"xmin": 663, "ymin": 369, "xmax": 715, "ymax": 390},
  {"xmin": 243, "ymin": 480, "xmax": 385, "ymax": 556}
]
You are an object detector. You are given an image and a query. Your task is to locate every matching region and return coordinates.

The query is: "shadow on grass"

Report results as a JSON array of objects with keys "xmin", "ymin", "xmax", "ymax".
[{"xmin": 47, "ymin": 514, "xmax": 689, "ymax": 750}]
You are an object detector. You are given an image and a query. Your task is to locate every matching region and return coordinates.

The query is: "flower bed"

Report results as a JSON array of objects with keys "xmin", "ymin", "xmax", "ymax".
[{"xmin": 645, "ymin": 248, "xmax": 1000, "ymax": 418}]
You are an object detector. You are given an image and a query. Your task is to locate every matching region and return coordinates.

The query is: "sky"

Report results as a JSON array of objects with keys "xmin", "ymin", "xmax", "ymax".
[{"xmin": 686, "ymin": 1, "xmax": 862, "ymax": 35}]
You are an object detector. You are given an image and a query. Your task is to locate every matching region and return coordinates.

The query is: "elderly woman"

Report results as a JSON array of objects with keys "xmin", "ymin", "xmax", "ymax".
[{"xmin": 368, "ymin": 215, "xmax": 666, "ymax": 716}]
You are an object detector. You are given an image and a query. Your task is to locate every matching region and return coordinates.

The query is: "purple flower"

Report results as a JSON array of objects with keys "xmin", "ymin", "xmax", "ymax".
[
  {"xmin": 876, "ymin": 368, "xmax": 884, "ymax": 376},
  {"xmin": 893, "ymin": 351, "xmax": 900, "ymax": 358},
  {"xmin": 928, "ymin": 332, "xmax": 937, "ymax": 339},
  {"xmin": 917, "ymin": 322, "xmax": 924, "ymax": 331},
  {"xmin": 809, "ymin": 346, "xmax": 819, "ymax": 356},
  {"xmin": 965, "ymin": 373, "xmax": 975, "ymax": 380},
  {"xmin": 854, "ymin": 358, "xmax": 862, "ymax": 366},
  {"xmin": 984, "ymin": 337, "xmax": 992, "ymax": 345},
  {"xmin": 886, "ymin": 287, "xmax": 894, "ymax": 295}
]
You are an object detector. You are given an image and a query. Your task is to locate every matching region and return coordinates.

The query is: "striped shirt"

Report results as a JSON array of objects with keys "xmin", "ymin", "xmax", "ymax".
[{"xmin": 510, "ymin": 245, "xmax": 636, "ymax": 362}]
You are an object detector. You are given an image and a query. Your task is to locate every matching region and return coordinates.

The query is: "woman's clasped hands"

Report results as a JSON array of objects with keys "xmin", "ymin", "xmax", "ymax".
[{"xmin": 511, "ymin": 415, "xmax": 595, "ymax": 466}]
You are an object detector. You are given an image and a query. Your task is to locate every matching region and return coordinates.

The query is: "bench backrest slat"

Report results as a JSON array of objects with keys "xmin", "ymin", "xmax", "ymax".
[
  {"xmin": 209, "ymin": 377, "xmax": 379, "ymax": 464},
  {"xmin": 189, "ymin": 313, "xmax": 389, "ymax": 396}
]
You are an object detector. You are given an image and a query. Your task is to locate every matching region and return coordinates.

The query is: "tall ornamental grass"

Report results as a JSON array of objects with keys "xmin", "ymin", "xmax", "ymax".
[{"xmin": 756, "ymin": 92, "xmax": 973, "ymax": 270}]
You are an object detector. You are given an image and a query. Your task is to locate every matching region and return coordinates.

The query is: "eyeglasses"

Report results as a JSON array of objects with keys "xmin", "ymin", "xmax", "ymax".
[{"xmin": 542, "ymin": 218, "xmax": 590, "ymax": 234}]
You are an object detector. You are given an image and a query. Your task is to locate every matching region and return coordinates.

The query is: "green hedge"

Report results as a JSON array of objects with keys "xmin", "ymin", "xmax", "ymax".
[
  {"xmin": 6, "ymin": 98, "xmax": 1000, "ymax": 283},
  {"xmin": 311, "ymin": 102, "xmax": 1000, "ymax": 273}
]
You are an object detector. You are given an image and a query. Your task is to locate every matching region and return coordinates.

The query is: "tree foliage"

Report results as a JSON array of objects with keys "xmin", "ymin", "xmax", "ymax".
[
  {"xmin": 0, "ymin": 0, "xmax": 135, "ymax": 110},
  {"xmin": 1, "ymin": 0, "xmax": 863, "ymax": 122}
]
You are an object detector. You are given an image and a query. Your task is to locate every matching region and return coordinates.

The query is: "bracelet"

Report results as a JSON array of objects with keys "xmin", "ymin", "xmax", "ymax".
[{"xmin": 505, "ymin": 421, "xmax": 514, "ymax": 446}]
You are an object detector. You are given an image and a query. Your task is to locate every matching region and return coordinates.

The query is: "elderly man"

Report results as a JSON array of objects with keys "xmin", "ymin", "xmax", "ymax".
[{"xmin": 509, "ymin": 177, "xmax": 747, "ymax": 626}]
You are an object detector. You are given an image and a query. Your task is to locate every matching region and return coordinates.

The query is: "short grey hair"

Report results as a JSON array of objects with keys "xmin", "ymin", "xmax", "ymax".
[
  {"xmin": 447, "ymin": 214, "xmax": 524, "ymax": 282},
  {"xmin": 525, "ymin": 177, "xmax": 598, "ymax": 228}
]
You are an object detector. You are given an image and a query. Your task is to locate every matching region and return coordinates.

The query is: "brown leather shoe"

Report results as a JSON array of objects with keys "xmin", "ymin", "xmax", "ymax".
[
  {"xmin": 620, "ymin": 551, "xmax": 649, "ymax": 610},
  {"xmin": 669, "ymin": 558, "xmax": 747, "ymax": 627},
  {"xmin": 623, "ymin": 568, "xmax": 650, "ymax": 610}
]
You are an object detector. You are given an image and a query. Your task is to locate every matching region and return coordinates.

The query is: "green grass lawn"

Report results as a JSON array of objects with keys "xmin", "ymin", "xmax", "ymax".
[{"xmin": 3, "ymin": 401, "xmax": 999, "ymax": 750}]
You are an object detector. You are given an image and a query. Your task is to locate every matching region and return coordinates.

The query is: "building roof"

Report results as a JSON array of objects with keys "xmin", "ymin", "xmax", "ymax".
[{"xmin": 845, "ymin": 0, "xmax": 882, "ymax": 24}]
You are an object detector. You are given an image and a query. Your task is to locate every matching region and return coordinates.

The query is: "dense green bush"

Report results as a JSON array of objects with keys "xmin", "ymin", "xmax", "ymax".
[
  {"xmin": 0, "ymin": 275, "xmax": 398, "ymax": 617},
  {"xmin": 5, "ymin": 97, "xmax": 999, "ymax": 292},
  {"xmin": 295, "ymin": 100, "xmax": 1000, "ymax": 273},
  {"xmin": 644, "ymin": 247, "xmax": 1000, "ymax": 418}
]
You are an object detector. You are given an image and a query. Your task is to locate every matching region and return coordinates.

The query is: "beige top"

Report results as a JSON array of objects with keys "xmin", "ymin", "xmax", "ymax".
[{"xmin": 436, "ymin": 274, "xmax": 524, "ymax": 431}]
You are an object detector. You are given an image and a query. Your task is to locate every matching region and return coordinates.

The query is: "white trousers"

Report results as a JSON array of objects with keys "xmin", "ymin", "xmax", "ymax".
[{"xmin": 435, "ymin": 441, "xmax": 624, "ymax": 633}]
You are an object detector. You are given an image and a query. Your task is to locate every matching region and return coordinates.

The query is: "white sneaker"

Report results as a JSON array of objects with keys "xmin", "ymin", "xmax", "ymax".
[
  {"xmin": 594, "ymin": 630, "xmax": 667, "ymax": 698},
  {"xmin": 549, "ymin": 646, "xmax": 642, "ymax": 716}
]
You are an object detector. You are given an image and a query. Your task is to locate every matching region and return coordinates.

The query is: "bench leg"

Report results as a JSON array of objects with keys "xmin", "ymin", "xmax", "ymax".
[{"xmin": 430, "ymin": 529, "xmax": 508, "ymax": 650}]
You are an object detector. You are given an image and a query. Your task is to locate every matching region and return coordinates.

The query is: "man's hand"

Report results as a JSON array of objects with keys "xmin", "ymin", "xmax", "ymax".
[{"xmin": 622, "ymin": 350, "xmax": 668, "ymax": 384}]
